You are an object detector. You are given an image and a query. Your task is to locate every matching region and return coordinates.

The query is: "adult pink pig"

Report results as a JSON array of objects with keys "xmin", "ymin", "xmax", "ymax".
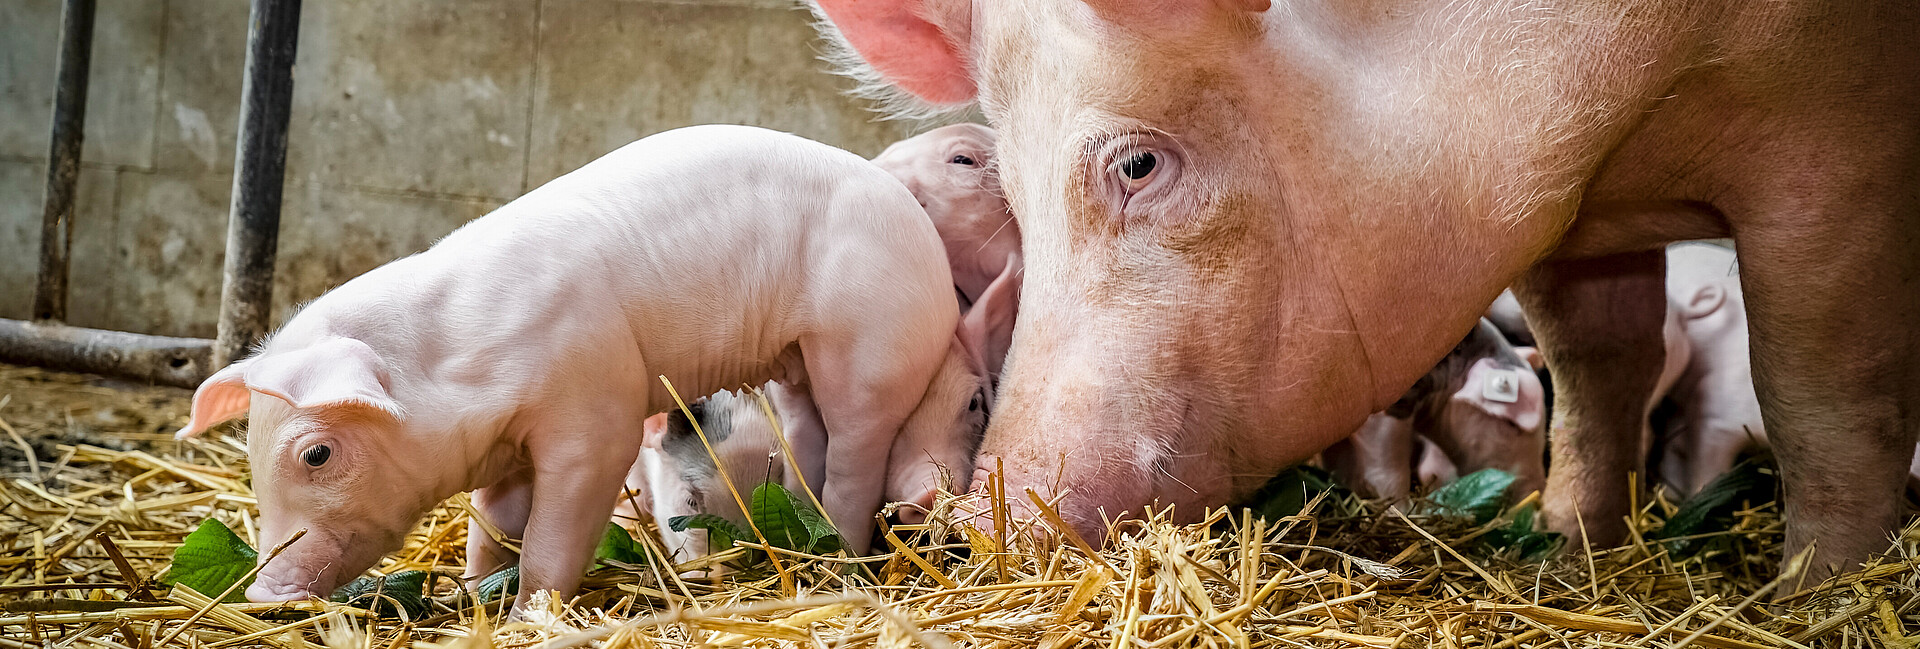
[
  {"xmin": 174, "ymin": 125, "xmax": 978, "ymax": 611},
  {"xmin": 810, "ymin": 0, "xmax": 1920, "ymax": 580}
]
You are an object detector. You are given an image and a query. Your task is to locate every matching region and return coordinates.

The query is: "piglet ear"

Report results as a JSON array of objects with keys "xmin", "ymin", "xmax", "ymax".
[
  {"xmin": 177, "ymin": 360, "xmax": 256, "ymax": 440},
  {"xmin": 1454, "ymin": 359, "xmax": 1545, "ymax": 433},
  {"xmin": 812, "ymin": 0, "xmax": 975, "ymax": 105},
  {"xmin": 1514, "ymin": 346, "xmax": 1545, "ymax": 371},
  {"xmin": 1677, "ymin": 284, "xmax": 1727, "ymax": 320},
  {"xmin": 956, "ymin": 252, "xmax": 1021, "ymax": 383},
  {"xmin": 642, "ymin": 413, "xmax": 670, "ymax": 450},
  {"xmin": 244, "ymin": 337, "xmax": 403, "ymax": 418}
]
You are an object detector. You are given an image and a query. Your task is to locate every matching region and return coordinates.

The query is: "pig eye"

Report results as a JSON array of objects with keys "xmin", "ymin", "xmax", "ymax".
[
  {"xmin": 302, "ymin": 445, "xmax": 331, "ymax": 468},
  {"xmin": 949, "ymin": 154, "xmax": 977, "ymax": 166},
  {"xmin": 968, "ymin": 393, "xmax": 982, "ymax": 413},
  {"xmin": 1119, "ymin": 152, "xmax": 1156, "ymax": 181},
  {"xmin": 1106, "ymin": 145, "xmax": 1170, "ymax": 197}
]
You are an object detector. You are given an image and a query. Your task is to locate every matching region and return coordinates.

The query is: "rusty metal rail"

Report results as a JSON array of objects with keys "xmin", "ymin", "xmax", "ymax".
[
  {"xmin": 30, "ymin": 0, "xmax": 94, "ymax": 324},
  {"xmin": 0, "ymin": 0, "xmax": 302, "ymax": 389}
]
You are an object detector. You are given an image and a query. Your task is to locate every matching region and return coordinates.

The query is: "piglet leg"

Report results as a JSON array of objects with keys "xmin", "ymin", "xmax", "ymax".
[
  {"xmin": 511, "ymin": 415, "xmax": 643, "ymax": 614},
  {"xmin": 1322, "ymin": 414, "xmax": 1414, "ymax": 500},
  {"xmin": 465, "ymin": 469, "xmax": 533, "ymax": 584},
  {"xmin": 798, "ymin": 342, "xmax": 937, "ymax": 555},
  {"xmin": 767, "ymin": 380, "xmax": 828, "ymax": 502},
  {"xmin": 1516, "ymin": 249, "xmax": 1669, "ymax": 550}
]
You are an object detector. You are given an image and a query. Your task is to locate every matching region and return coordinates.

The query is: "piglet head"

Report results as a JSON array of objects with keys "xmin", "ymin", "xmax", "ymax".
[
  {"xmin": 890, "ymin": 242, "xmax": 1022, "ymax": 523},
  {"xmin": 872, "ymin": 123, "xmax": 1021, "ymax": 307},
  {"xmin": 178, "ymin": 337, "xmax": 437, "ymax": 603},
  {"xmin": 1433, "ymin": 351, "xmax": 1547, "ymax": 497},
  {"xmin": 889, "ymin": 341, "xmax": 993, "ymax": 525}
]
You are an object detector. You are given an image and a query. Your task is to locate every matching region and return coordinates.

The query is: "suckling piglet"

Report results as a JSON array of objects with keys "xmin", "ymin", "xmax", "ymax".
[{"xmin": 636, "ymin": 125, "xmax": 1023, "ymax": 559}]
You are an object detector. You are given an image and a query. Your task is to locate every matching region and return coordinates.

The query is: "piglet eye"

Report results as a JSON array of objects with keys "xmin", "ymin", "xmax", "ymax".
[
  {"xmin": 968, "ymin": 394, "xmax": 982, "ymax": 412},
  {"xmin": 949, "ymin": 154, "xmax": 977, "ymax": 166},
  {"xmin": 1119, "ymin": 151, "xmax": 1157, "ymax": 181},
  {"xmin": 303, "ymin": 445, "xmax": 331, "ymax": 467}
]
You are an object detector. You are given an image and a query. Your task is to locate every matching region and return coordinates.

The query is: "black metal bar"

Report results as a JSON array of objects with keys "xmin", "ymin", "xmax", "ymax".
[
  {"xmin": 213, "ymin": 0, "xmax": 302, "ymax": 368},
  {"xmin": 31, "ymin": 0, "xmax": 97, "ymax": 323},
  {"xmin": 0, "ymin": 320, "xmax": 213, "ymax": 389}
]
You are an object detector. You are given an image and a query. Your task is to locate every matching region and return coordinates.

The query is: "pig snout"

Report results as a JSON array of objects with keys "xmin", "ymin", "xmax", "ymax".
[{"xmin": 244, "ymin": 532, "xmax": 350, "ymax": 603}]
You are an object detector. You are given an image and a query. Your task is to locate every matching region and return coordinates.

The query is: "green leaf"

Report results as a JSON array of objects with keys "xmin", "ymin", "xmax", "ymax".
[
  {"xmin": 1476, "ymin": 504, "xmax": 1562, "ymax": 560},
  {"xmin": 329, "ymin": 570, "xmax": 429, "ymax": 619},
  {"xmin": 750, "ymin": 482, "xmax": 812, "ymax": 551},
  {"xmin": 1654, "ymin": 457, "xmax": 1777, "ymax": 556},
  {"xmin": 595, "ymin": 524, "xmax": 649, "ymax": 567},
  {"xmin": 1426, "ymin": 469, "xmax": 1517, "ymax": 525},
  {"xmin": 780, "ymin": 484, "xmax": 844, "ymax": 555},
  {"xmin": 669, "ymin": 514, "xmax": 745, "ymax": 555},
  {"xmin": 476, "ymin": 566, "xmax": 519, "ymax": 602},
  {"xmin": 163, "ymin": 519, "xmax": 259, "ymax": 602},
  {"xmin": 1242, "ymin": 465, "xmax": 1343, "ymax": 522}
]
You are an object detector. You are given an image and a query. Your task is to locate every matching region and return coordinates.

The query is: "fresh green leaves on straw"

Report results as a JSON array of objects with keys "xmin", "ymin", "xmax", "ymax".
[
  {"xmin": 669, "ymin": 481, "xmax": 844, "ymax": 559},
  {"xmin": 162, "ymin": 519, "xmax": 258, "ymax": 602}
]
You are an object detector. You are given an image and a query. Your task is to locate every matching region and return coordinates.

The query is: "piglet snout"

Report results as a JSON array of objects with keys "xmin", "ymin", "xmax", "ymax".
[{"xmin": 245, "ymin": 570, "xmax": 314, "ymax": 603}]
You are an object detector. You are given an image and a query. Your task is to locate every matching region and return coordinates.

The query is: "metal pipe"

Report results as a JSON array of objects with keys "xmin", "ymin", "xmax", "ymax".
[
  {"xmin": 32, "ymin": 0, "xmax": 97, "ymax": 323},
  {"xmin": 213, "ymin": 0, "xmax": 302, "ymax": 369},
  {"xmin": 0, "ymin": 320, "xmax": 213, "ymax": 389}
]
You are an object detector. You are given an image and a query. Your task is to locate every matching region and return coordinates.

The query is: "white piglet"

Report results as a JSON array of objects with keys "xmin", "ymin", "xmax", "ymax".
[
  {"xmin": 175, "ymin": 125, "xmax": 986, "ymax": 613},
  {"xmin": 637, "ymin": 125, "xmax": 1023, "ymax": 557}
]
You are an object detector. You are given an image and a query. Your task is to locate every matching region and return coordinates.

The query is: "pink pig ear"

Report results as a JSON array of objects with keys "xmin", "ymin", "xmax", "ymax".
[
  {"xmin": 812, "ymin": 0, "xmax": 975, "ymax": 105},
  {"xmin": 1677, "ymin": 284, "xmax": 1727, "ymax": 320},
  {"xmin": 956, "ymin": 252, "xmax": 1021, "ymax": 383},
  {"xmin": 1515, "ymin": 346, "xmax": 1545, "ymax": 371},
  {"xmin": 642, "ymin": 413, "xmax": 670, "ymax": 450},
  {"xmin": 177, "ymin": 360, "xmax": 257, "ymax": 440},
  {"xmin": 243, "ymin": 337, "xmax": 404, "ymax": 419},
  {"xmin": 1454, "ymin": 358, "xmax": 1545, "ymax": 433}
]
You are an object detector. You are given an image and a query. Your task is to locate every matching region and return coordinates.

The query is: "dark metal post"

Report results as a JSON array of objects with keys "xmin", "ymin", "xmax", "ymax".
[
  {"xmin": 32, "ymin": 0, "xmax": 97, "ymax": 323},
  {"xmin": 213, "ymin": 0, "xmax": 301, "ymax": 368}
]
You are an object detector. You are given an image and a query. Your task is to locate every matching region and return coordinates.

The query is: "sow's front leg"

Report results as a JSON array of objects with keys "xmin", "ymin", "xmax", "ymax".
[
  {"xmin": 1514, "ymin": 249, "xmax": 1669, "ymax": 550},
  {"xmin": 1735, "ymin": 213, "xmax": 1920, "ymax": 587}
]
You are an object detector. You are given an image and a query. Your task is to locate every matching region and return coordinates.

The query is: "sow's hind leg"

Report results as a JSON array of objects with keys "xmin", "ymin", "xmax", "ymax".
[{"xmin": 1514, "ymin": 249, "xmax": 1669, "ymax": 550}]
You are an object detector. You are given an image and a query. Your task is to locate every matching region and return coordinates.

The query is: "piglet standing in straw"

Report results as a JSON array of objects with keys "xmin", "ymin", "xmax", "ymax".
[
  {"xmin": 628, "ymin": 124, "xmax": 1022, "ymax": 561},
  {"xmin": 174, "ymin": 125, "xmax": 991, "ymax": 613}
]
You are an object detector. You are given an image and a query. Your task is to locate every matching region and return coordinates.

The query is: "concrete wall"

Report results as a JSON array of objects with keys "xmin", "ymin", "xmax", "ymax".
[{"xmin": 1, "ymin": 0, "xmax": 924, "ymax": 338}]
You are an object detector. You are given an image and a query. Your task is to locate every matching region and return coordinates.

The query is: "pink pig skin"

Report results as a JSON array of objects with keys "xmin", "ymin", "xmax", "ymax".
[
  {"xmin": 812, "ymin": 0, "xmax": 1920, "ymax": 580},
  {"xmin": 641, "ymin": 125, "xmax": 1023, "ymax": 555},
  {"xmin": 1657, "ymin": 243, "xmax": 1920, "ymax": 497},
  {"xmin": 872, "ymin": 124, "xmax": 1022, "ymax": 382},
  {"xmin": 173, "ymin": 125, "xmax": 969, "ymax": 613},
  {"xmin": 1324, "ymin": 319, "xmax": 1547, "ymax": 500}
]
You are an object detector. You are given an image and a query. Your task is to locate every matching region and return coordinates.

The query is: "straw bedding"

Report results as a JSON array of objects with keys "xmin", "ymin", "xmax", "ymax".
[{"xmin": 1, "ymin": 362, "xmax": 1915, "ymax": 648}]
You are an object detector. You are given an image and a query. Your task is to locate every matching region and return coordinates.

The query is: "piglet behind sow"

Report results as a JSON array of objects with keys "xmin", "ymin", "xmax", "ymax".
[{"xmin": 175, "ymin": 125, "xmax": 978, "ymax": 613}]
